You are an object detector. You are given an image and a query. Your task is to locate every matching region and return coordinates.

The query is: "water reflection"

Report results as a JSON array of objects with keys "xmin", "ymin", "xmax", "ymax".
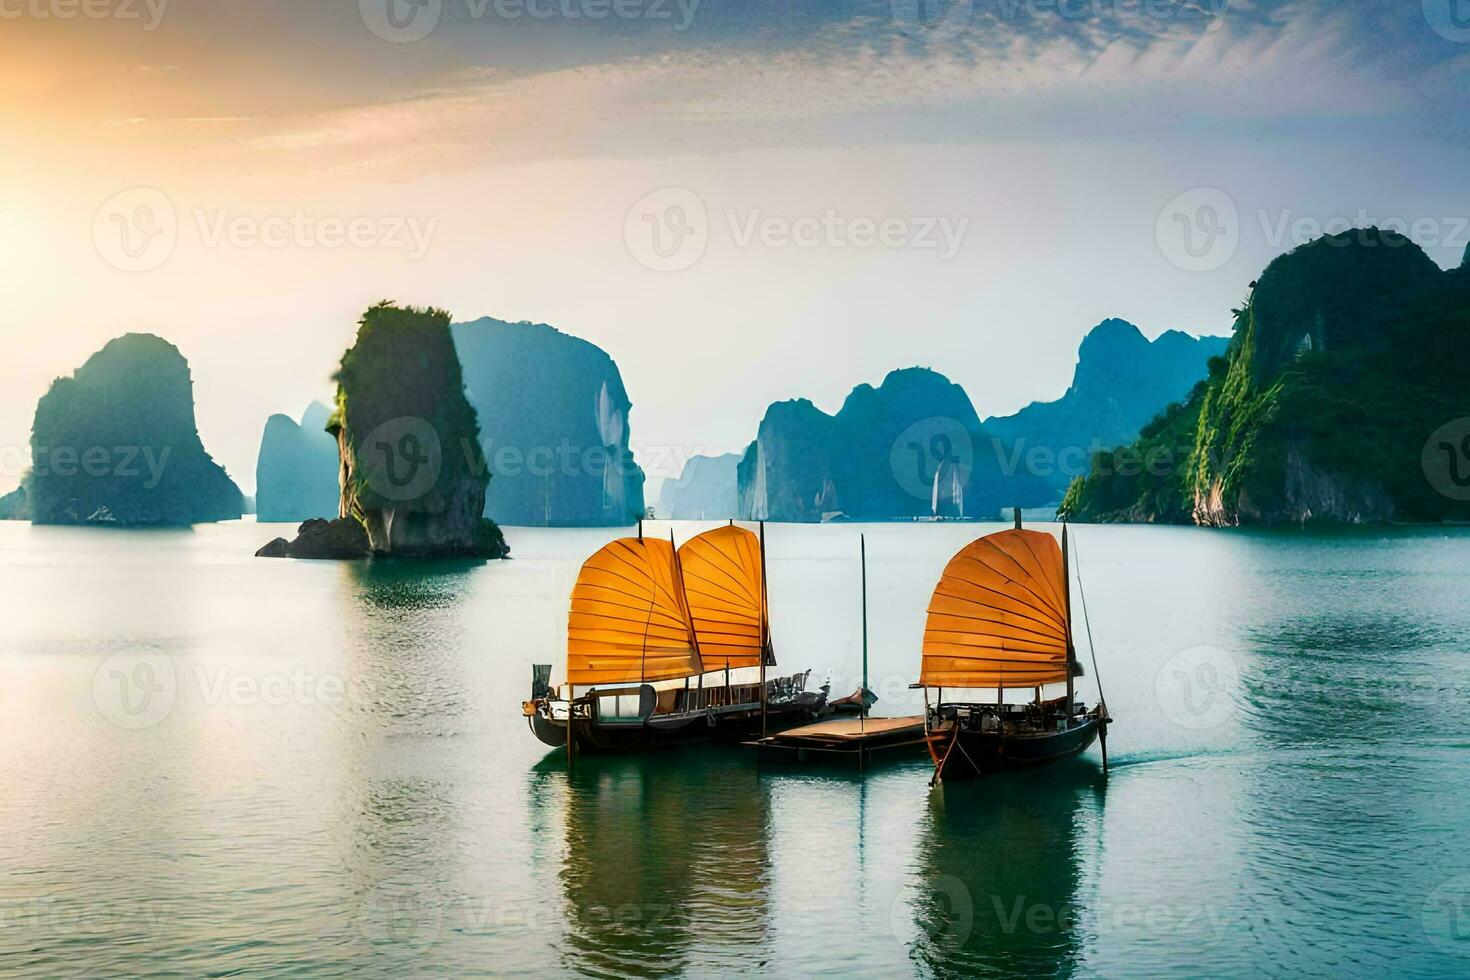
[
  {"xmin": 342, "ymin": 558, "xmax": 483, "ymax": 612},
  {"xmin": 532, "ymin": 748, "xmax": 773, "ymax": 978},
  {"xmin": 907, "ymin": 761, "xmax": 1101, "ymax": 979},
  {"xmin": 1230, "ymin": 573, "xmax": 1457, "ymax": 974},
  {"xmin": 333, "ymin": 560, "xmax": 483, "ymax": 737}
]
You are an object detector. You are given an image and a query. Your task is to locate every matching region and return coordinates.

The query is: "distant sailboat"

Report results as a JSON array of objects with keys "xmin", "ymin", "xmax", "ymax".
[
  {"xmin": 523, "ymin": 524, "xmax": 825, "ymax": 754},
  {"xmin": 916, "ymin": 515, "xmax": 1111, "ymax": 781}
]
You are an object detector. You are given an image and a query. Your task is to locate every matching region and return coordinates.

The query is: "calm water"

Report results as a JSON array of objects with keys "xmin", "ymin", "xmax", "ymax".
[{"xmin": 2, "ymin": 520, "xmax": 1469, "ymax": 977}]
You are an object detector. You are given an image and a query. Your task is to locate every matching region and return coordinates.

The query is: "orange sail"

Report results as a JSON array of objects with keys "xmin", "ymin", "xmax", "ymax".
[
  {"xmin": 677, "ymin": 525, "xmax": 767, "ymax": 671},
  {"xmin": 919, "ymin": 528, "xmax": 1070, "ymax": 688},
  {"xmin": 566, "ymin": 537, "xmax": 703, "ymax": 687}
]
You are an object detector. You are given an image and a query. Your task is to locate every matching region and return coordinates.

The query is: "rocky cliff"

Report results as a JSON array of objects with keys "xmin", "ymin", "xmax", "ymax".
[
  {"xmin": 658, "ymin": 453, "xmax": 740, "ymax": 519},
  {"xmin": 328, "ymin": 302, "xmax": 505, "ymax": 557},
  {"xmin": 0, "ymin": 486, "xmax": 30, "ymax": 520},
  {"xmin": 254, "ymin": 402, "xmax": 340, "ymax": 523},
  {"xmin": 1061, "ymin": 229, "xmax": 1470, "ymax": 525},
  {"xmin": 984, "ymin": 320, "xmax": 1227, "ymax": 495},
  {"xmin": 738, "ymin": 367, "xmax": 1052, "ymax": 521},
  {"xmin": 26, "ymin": 334, "xmax": 242, "ymax": 525},
  {"xmin": 451, "ymin": 317, "xmax": 645, "ymax": 526}
]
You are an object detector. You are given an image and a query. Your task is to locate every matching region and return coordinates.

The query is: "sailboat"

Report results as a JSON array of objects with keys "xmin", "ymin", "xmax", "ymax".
[
  {"xmin": 916, "ymin": 515, "xmax": 1111, "ymax": 781},
  {"xmin": 523, "ymin": 524, "xmax": 826, "ymax": 754}
]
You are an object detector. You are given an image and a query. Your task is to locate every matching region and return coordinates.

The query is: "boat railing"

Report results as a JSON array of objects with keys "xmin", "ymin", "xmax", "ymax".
[
  {"xmin": 929, "ymin": 699, "xmax": 1076, "ymax": 734},
  {"xmin": 675, "ymin": 671, "xmax": 809, "ymax": 714}
]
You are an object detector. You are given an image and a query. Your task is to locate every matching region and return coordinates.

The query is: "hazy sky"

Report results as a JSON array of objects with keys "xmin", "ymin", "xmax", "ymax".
[{"xmin": 3, "ymin": 0, "xmax": 1469, "ymax": 496}]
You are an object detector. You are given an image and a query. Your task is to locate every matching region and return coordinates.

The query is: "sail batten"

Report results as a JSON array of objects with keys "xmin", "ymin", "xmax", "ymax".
[
  {"xmin": 678, "ymin": 525, "xmax": 767, "ymax": 670},
  {"xmin": 566, "ymin": 537, "xmax": 703, "ymax": 686},
  {"xmin": 919, "ymin": 528, "xmax": 1071, "ymax": 688}
]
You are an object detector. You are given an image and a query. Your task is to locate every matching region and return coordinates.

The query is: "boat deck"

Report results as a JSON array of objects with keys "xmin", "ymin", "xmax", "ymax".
[{"xmin": 744, "ymin": 715, "xmax": 930, "ymax": 764}]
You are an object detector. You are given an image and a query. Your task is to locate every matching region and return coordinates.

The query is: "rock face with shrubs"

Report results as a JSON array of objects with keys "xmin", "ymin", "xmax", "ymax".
[
  {"xmin": 258, "ymin": 302, "xmax": 509, "ymax": 560},
  {"xmin": 1061, "ymin": 229, "xmax": 1470, "ymax": 525}
]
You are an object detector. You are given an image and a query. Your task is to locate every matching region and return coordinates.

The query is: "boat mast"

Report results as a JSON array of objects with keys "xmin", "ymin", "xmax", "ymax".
[
  {"xmin": 1062, "ymin": 521, "xmax": 1075, "ymax": 722},
  {"xmin": 759, "ymin": 520, "xmax": 769, "ymax": 737},
  {"xmin": 860, "ymin": 533, "xmax": 869, "ymax": 731}
]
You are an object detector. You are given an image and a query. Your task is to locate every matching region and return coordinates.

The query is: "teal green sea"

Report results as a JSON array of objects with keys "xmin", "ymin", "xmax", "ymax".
[{"xmin": 2, "ymin": 520, "xmax": 1468, "ymax": 977}]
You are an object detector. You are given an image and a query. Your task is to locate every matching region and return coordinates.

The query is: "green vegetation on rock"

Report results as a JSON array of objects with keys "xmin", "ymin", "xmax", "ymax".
[
  {"xmin": 1061, "ymin": 229, "xmax": 1470, "ymax": 525},
  {"xmin": 328, "ymin": 301, "xmax": 507, "ymax": 557}
]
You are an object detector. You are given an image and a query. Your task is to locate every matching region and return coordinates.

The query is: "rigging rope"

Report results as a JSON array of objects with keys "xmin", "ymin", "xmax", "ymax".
[{"xmin": 1071, "ymin": 536, "xmax": 1108, "ymax": 710}]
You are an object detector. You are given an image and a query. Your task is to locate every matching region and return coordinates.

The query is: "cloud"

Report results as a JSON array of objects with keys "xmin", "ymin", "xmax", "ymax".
[
  {"xmin": 225, "ymin": 0, "xmax": 1451, "ymax": 178},
  {"xmin": 10, "ymin": 0, "xmax": 1456, "ymax": 177}
]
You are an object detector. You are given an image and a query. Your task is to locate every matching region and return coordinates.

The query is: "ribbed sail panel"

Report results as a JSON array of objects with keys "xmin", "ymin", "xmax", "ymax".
[
  {"xmin": 567, "ymin": 537, "xmax": 702, "ymax": 686},
  {"xmin": 677, "ymin": 525, "xmax": 765, "ymax": 670},
  {"xmin": 919, "ymin": 529, "xmax": 1070, "ymax": 688}
]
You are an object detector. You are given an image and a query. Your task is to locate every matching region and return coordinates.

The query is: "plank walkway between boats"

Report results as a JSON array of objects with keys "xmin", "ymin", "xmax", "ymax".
[{"xmin": 744, "ymin": 715, "xmax": 930, "ymax": 761}]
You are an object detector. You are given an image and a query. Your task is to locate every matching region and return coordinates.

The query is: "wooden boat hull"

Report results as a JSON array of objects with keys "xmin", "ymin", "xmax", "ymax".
[
  {"xmin": 927, "ymin": 713, "xmax": 1102, "ymax": 781},
  {"xmin": 529, "ymin": 693, "xmax": 826, "ymax": 755}
]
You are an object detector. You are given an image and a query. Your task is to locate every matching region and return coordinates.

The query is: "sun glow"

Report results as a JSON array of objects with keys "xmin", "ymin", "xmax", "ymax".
[{"xmin": 0, "ymin": 206, "xmax": 23, "ymax": 271}]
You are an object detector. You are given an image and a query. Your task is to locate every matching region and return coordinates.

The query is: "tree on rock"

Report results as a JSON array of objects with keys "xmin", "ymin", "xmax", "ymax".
[{"xmin": 328, "ymin": 302, "xmax": 506, "ymax": 557}]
